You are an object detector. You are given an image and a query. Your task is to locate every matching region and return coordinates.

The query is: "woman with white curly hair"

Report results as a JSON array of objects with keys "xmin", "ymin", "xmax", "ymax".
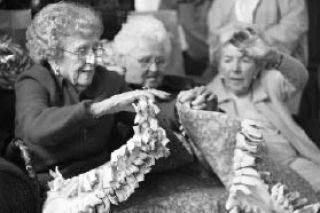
[
  {"xmin": 15, "ymin": 0, "xmax": 172, "ymax": 181},
  {"xmin": 11, "ymin": 2, "xmax": 214, "ymax": 212},
  {"xmin": 112, "ymin": 15, "xmax": 172, "ymax": 89}
]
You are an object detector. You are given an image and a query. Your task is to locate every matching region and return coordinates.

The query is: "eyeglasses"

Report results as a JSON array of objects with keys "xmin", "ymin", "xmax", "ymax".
[
  {"xmin": 61, "ymin": 43, "xmax": 104, "ymax": 61},
  {"xmin": 130, "ymin": 55, "xmax": 167, "ymax": 70}
]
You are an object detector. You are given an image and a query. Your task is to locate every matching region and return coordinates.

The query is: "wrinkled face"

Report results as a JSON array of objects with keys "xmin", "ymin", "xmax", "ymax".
[
  {"xmin": 123, "ymin": 39, "xmax": 168, "ymax": 88},
  {"xmin": 219, "ymin": 44, "xmax": 259, "ymax": 96},
  {"xmin": 57, "ymin": 34, "xmax": 100, "ymax": 91}
]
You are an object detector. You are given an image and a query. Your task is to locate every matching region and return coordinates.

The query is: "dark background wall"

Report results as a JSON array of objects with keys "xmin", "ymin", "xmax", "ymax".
[
  {"xmin": 0, "ymin": 0, "xmax": 134, "ymax": 40},
  {"xmin": 298, "ymin": 0, "xmax": 320, "ymax": 119},
  {"xmin": 307, "ymin": 0, "xmax": 320, "ymax": 69}
]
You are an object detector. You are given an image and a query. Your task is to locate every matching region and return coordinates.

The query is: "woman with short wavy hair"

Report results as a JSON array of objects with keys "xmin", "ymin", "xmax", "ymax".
[
  {"xmin": 26, "ymin": 2, "xmax": 103, "ymax": 63},
  {"xmin": 15, "ymin": 0, "xmax": 172, "ymax": 189},
  {"xmin": 207, "ymin": 24, "xmax": 320, "ymax": 192},
  {"xmin": 12, "ymin": 2, "xmax": 213, "ymax": 212}
]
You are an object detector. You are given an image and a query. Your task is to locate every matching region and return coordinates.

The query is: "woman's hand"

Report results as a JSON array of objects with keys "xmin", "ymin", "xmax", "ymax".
[
  {"xmin": 243, "ymin": 36, "xmax": 282, "ymax": 69},
  {"xmin": 89, "ymin": 89, "xmax": 170, "ymax": 117},
  {"xmin": 177, "ymin": 86, "xmax": 217, "ymax": 111}
]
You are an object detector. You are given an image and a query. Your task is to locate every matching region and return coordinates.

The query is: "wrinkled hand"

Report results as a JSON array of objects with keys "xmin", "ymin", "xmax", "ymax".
[
  {"xmin": 43, "ymin": 193, "xmax": 106, "ymax": 213},
  {"xmin": 242, "ymin": 35, "xmax": 281, "ymax": 69},
  {"xmin": 177, "ymin": 86, "xmax": 217, "ymax": 111},
  {"xmin": 242, "ymin": 35, "xmax": 272, "ymax": 60},
  {"xmin": 90, "ymin": 89, "xmax": 170, "ymax": 116},
  {"xmin": 270, "ymin": 183, "xmax": 320, "ymax": 213}
]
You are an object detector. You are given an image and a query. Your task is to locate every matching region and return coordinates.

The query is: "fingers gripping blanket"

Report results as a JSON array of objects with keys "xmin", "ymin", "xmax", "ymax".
[
  {"xmin": 177, "ymin": 104, "xmax": 320, "ymax": 213},
  {"xmin": 43, "ymin": 99, "xmax": 170, "ymax": 213}
]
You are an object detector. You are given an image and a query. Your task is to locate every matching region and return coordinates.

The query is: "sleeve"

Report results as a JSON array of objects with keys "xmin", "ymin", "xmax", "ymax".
[
  {"xmin": 15, "ymin": 76, "xmax": 95, "ymax": 145},
  {"xmin": 260, "ymin": 53, "xmax": 309, "ymax": 101},
  {"xmin": 264, "ymin": 0, "xmax": 308, "ymax": 54},
  {"xmin": 277, "ymin": 53, "xmax": 309, "ymax": 93},
  {"xmin": 115, "ymin": 78, "xmax": 135, "ymax": 126}
]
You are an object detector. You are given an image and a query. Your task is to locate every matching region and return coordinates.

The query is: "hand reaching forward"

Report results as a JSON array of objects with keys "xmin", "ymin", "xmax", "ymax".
[
  {"xmin": 177, "ymin": 86, "xmax": 217, "ymax": 111},
  {"xmin": 89, "ymin": 89, "xmax": 170, "ymax": 117}
]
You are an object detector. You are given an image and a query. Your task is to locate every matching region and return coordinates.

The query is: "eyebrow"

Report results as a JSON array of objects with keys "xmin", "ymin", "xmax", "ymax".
[{"xmin": 222, "ymin": 55, "xmax": 235, "ymax": 59}]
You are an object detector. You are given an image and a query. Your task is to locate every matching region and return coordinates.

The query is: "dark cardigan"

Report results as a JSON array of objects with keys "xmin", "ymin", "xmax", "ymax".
[
  {"xmin": 14, "ymin": 64, "xmax": 133, "ymax": 179},
  {"xmin": 0, "ymin": 157, "xmax": 39, "ymax": 213}
]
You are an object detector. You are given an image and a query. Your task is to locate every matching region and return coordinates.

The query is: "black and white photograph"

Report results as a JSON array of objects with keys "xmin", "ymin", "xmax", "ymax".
[{"xmin": 1, "ymin": 0, "xmax": 320, "ymax": 212}]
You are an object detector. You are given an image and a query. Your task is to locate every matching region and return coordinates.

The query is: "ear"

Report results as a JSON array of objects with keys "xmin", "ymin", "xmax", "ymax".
[
  {"xmin": 219, "ymin": 72, "xmax": 226, "ymax": 80},
  {"xmin": 252, "ymin": 69, "xmax": 260, "ymax": 80},
  {"xmin": 254, "ymin": 58, "xmax": 265, "ymax": 75}
]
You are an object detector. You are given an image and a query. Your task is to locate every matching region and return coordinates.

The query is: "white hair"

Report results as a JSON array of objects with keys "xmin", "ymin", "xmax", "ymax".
[{"xmin": 113, "ymin": 15, "xmax": 172, "ymax": 56}]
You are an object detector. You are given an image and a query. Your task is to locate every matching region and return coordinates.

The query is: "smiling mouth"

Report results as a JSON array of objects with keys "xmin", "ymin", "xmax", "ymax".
[
  {"xmin": 145, "ymin": 72, "xmax": 159, "ymax": 77},
  {"xmin": 80, "ymin": 63, "xmax": 95, "ymax": 72},
  {"xmin": 146, "ymin": 76, "xmax": 158, "ymax": 80}
]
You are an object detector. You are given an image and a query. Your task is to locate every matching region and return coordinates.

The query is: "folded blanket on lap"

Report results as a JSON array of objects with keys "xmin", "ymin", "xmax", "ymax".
[{"xmin": 177, "ymin": 103, "xmax": 320, "ymax": 212}]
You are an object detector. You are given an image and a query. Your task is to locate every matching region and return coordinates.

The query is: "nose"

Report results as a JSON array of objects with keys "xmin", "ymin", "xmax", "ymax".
[
  {"xmin": 85, "ymin": 49, "xmax": 95, "ymax": 64},
  {"xmin": 231, "ymin": 60, "xmax": 241, "ymax": 73},
  {"xmin": 148, "ymin": 59, "xmax": 159, "ymax": 72}
]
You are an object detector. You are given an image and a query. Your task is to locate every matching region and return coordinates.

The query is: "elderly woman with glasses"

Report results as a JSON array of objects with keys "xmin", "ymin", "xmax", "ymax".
[
  {"xmin": 111, "ymin": 15, "xmax": 196, "ymax": 94},
  {"xmin": 13, "ymin": 1, "xmax": 213, "ymax": 192},
  {"xmin": 207, "ymin": 24, "xmax": 320, "ymax": 192}
]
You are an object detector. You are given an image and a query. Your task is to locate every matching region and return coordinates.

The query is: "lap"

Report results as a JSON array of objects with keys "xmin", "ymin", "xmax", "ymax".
[{"xmin": 290, "ymin": 157, "xmax": 320, "ymax": 192}]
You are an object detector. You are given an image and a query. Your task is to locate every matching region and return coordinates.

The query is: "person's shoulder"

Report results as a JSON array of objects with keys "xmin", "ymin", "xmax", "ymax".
[
  {"xmin": 15, "ymin": 63, "xmax": 59, "ymax": 93},
  {"xmin": 94, "ymin": 66, "xmax": 127, "ymax": 91},
  {"xmin": 17, "ymin": 63, "xmax": 53, "ymax": 83}
]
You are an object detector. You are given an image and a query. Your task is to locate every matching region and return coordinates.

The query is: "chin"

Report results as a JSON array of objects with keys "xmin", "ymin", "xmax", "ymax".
[
  {"xmin": 144, "ymin": 81, "xmax": 160, "ymax": 89},
  {"xmin": 227, "ymin": 85, "xmax": 246, "ymax": 95},
  {"xmin": 77, "ymin": 74, "xmax": 94, "ymax": 88},
  {"xmin": 144, "ymin": 78, "xmax": 163, "ymax": 89},
  {"xmin": 76, "ymin": 79, "xmax": 93, "ymax": 90},
  {"xmin": 233, "ymin": 89, "xmax": 250, "ymax": 96}
]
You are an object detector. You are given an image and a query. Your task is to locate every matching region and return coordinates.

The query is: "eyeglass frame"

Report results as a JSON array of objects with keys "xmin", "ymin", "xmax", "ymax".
[
  {"xmin": 60, "ymin": 42, "xmax": 104, "ymax": 61},
  {"xmin": 126, "ymin": 54, "xmax": 168, "ymax": 70}
]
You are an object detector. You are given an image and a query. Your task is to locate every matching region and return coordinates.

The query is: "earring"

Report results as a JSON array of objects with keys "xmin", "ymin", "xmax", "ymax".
[
  {"xmin": 253, "ymin": 70, "xmax": 261, "ymax": 80},
  {"xmin": 52, "ymin": 62, "xmax": 61, "ymax": 76},
  {"xmin": 219, "ymin": 73, "xmax": 226, "ymax": 80}
]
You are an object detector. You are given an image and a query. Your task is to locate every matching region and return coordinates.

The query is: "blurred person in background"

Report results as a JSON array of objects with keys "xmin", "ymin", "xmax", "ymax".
[
  {"xmin": 10, "ymin": 0, "xmax": 213, "ymax": 189},
  {"xmin": 159, "ymin": 0, "xmax": 213, "ymax": 76},
  {"xmin": 206, "ymin": 24, "xmax": 320, "ymax": 192},
  {"xmin": 207, "ymin": 0, "xmax": 309, "ymax": 114}
]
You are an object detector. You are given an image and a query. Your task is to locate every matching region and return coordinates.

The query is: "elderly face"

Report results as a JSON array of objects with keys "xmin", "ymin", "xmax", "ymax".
[
  {"xmin": 123, "ymin": 39, "xmax": 168, "ymax": 88},
  {"xmin": 219, "ymin": 44, "xmax": 259, "ymax": 96},
  {"xmin": 56, "ymin": 34, "xmax": 99, "ymax": 91}
]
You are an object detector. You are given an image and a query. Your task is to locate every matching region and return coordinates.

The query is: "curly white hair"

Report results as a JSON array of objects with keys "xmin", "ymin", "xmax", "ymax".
[
  {"xmin": 26, "ymin": 2, "xmax": 103, "ymax": 63},
  {"xmin": 113, "ymin": 15, "xmax": 172, "ymax": 57}
]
